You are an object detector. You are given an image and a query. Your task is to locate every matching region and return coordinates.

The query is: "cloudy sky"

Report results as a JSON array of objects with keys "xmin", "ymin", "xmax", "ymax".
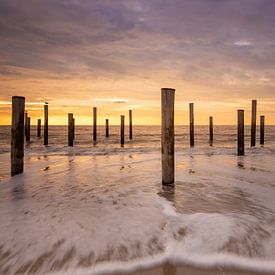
[{"xmin": 0, "ymin": 0, "xmax": 275, "ymax": 124}]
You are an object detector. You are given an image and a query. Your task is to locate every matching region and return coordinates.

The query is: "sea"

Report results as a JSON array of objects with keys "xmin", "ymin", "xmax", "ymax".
[{"xmin": 0, "ymin": 125, "xmax": 275, "ymax": 274}]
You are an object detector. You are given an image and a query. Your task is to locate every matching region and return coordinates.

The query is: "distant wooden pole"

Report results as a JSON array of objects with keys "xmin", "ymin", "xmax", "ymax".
[
  {"xmin": 68, "ymin": 113, "xmax": 74, "ymax": 147},
  {"xmin": 44, "ymin": 104, "xmax": 48, "ymax": 145},
  {"xmin": 161, "ymin": 88, "xmax": 175, "ymax": 185},
  {"xmin": 106, "ymin": 119, "xmax": 109, "ymax": 138},
  {"xmin": 73, "ymin": 118, "xmax": 75, "ymax": 140},
  {"xmin": 37, "ymin": 119, "xmax": 41, "ymax": 138},
  {"xmin": 129, "ymin": 110, "xmax": 133, "ymax": 140},
  {"xmin": 24, "ymin": 111, "xmax": 28, "ymax": 136},
  {"xmin": 260, "ymin": 115, "xmax": 265, "ymax": 145},
  {"xmin": 120, "ymin": 115, "xmax": 125, "ymax": 146},
  {"xmin": 238, "ymin": 110, "xmax": 245, "ymax": 156},
  {"xmin": 209, "ymin": 116, "xmax": 213, "ymax": 146},
  {"xmin": 93, "ymin": 107, "xmax": 97, "ymax": 142},
  {"xmin": 251, "ymin": 99, "xmax": 257, "ymax": 147},
  {"xmin": 189, "ymin": 103, "xmax": 194, "ymax": 147},
  {"xmin": 26, "ymin": 117, "xmax": 30, "ymax": 142},
  {"xmin": 11, "ymin": 96, "xmax": 25, "ymax": 176}
]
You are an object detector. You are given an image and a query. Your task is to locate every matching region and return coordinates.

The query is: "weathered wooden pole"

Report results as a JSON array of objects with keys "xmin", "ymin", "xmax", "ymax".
[
  {"xmin": 251, "ymin": 99, "xmax": 257, "ymax": 147},
  {"xmin": 37, "ymin": 119, "xmax": 41, "ymax": 138},
  {"xmin": 93, "ymin": 107, "xmax": 97, "ymax": 142},
  {"xmin": 73, "ymin": 118, "xmax": 75, "ymax": 140},
  {"xmin": 129, "ymin": 110, "xmax": 133, "ymax": 140},
  {"xmin": 68, "ymin": 113, "xmax": 74, "ymax": 147},
  {"xmin": 44, "ymin": 103, "xmax": 48, "ymax": 145},
  {"xmin": 24, "ymin": 111, "xmax": 28, "ymax": 136},
  {"xmin": 209, "ymin": 116, "xmax": 213, "ymax": 146},
  {"xmin": 189, "ymin": 103, "xmax": 194, "ymax": 147},
  {"xmin": 106, "ymin": 119, "xmax": 109, "ymax": 138},
  {"xmin": 120, "ymin": 115, "xmax": 125, "ymax": 146},
  {"xmin": 260, "ymin": 115, "xmax": 265, "ymax": 145},
  {"xmin": 11, "ymin": 96, "xmax": 25, "ymax": 176},
  {"xmin": 161, "ymin": 88, "xmax": 175, "ymax": 185},
  {"xmin": 26, "ymin": 117, "xmax": 31, "ymax": 142},
  {"xmin": 238, "ymin": 110, "xmax": 245, "ymax": 156}
]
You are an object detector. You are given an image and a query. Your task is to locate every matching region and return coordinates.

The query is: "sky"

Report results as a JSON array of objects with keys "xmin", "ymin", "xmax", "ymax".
[{"xmin": 0, "ymin": 0, "xmax": 275, "ymax": 125}]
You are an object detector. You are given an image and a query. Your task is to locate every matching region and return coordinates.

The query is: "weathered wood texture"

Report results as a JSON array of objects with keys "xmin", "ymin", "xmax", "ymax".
[
  {"xmin": 11, "ymin": 96, "xmax": 25, "ymax": 176},
  {"xmin": 26, "ymin": 117, "xmax": 30, "ymax": 142},
  {"xmin": 24, "ymin": 112, "xmax": 28, "ymax": 137},
  {"xmin": 120, "ymin": 115, "xmax": 125, "ymax": 146},
  {"xmin": 37, "ymin": 119, "xmax": 41, "ymax": 138},
  {"xmin": 189, "ymin": 103, "xmax": 194, "ymax": 147},
  {"xmin": 129, "ymin": 110, "xmax": 133, "ymax": 140},
  {"xmin": 44, "ymin": 104, "xmax": 48, "ymax": 145},
  {"xmin": 260, "ymin": 115, "xmax": 265, "ymax": 145},
  {"xmin": 106, "ymin": 119, "xmax": 109, "ymax": 138},
  {"xmin": 93, "ymin": 107, "xmax": 97, "ymax": 142},
  {"xmin": 209, "ymin": 116, "xmax": 213, "ymax": 146},
  {"xmin": 161, "ymin": 88, "xmax": 175, "ymax": 185},
  {"xmin": 238, "ymin": 110, "xmax": 245, "ymax": 156},
  {"xmin": 68, "ymin": 113, "xmax": 74, "ymax": 147},
  {"xmin": 73, "ymin": 118, "xmax": 75, "ymax": 140},
  {"xmin": 251, "ymin": 100, "xmax": 257, "ymax": 147}
]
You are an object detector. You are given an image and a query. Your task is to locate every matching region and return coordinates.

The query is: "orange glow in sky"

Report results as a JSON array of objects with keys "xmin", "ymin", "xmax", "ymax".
[{"xmin": 0, "ymin": 1, "xmax": 275, "ymax": 125}]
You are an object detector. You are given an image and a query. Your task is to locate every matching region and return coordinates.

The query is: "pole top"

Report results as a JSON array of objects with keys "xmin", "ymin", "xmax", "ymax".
[
  {"xmin": 161, "ymin": 88, "xmax": 175, "ymax": 91},
  {"xmin": 12, "ymin": 96, "xmax": 25, "ymax": 100}
]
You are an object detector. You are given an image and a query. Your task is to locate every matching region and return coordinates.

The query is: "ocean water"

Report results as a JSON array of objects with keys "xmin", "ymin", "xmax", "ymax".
[{"xmin": 0, "ymin": 125, "xmax": 275, "ymax": 274}]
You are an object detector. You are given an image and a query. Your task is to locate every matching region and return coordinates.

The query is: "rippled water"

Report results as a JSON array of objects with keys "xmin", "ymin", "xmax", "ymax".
[{"xmin": 0, "ymin": 126, "xmax": 275, "ymax": 274}]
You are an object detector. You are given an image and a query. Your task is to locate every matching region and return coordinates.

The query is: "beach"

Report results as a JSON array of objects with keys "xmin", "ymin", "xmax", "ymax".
[{"xmin": 1, "ymin": 126, "xmax": 275, "ymax": 274}]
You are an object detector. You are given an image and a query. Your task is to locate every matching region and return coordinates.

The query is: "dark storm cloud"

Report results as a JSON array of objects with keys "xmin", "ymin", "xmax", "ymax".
[{"xmin": 0, "ymin": 0, "xmax": 275, "ymax": 91}]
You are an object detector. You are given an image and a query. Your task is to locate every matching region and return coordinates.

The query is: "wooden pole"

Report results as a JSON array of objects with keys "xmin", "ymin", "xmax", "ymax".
[
  {"xmin": 44, "ymin": 104, "xmax": 48, "ymax": 145},
  {"xmin": 189, "ymin": 103, "xmax": 194, "ymax": 147},
  {"xmin": 238, "ymin": 110, "xmax": 245, "ymax": 156},
  {"xmin": 68, "ymin": 113, "xmax": 74, "ymax": 147},
  {"xmin": 120, "ymin": 115, "xmax": 125, "ymax": 146},
  {"xmin": 11, "ymin": 96, "xmax": 25, "ymax": 176},
  {"xmin": 161, "ymin": 88, "xmax": 175, "ymax": 185},
  {"xmin": 93, "ymin": 107, "xmax": 97, "ymax": 142},
  {"xmin": 260, "ymin": 115, "xmax": 265, "ymax": 145},
  {"xmin": 106, "ymin": 119, "xmax": 109, "ymax": 138},
  {"xmin": 37, "ymin": 119, "xmax": 41, "ymax": 138},
  {"xmin": 24, "ymin": 111, "xmax": 28, "ymax": 136},
  {"xmin": 73, "ymin": 118, "xmax": 75, "ymax": 140},
  {"xmin": 209, "ymin": 116, "xmax": 213, "ymax": 146},
  {"xmin": 129, "ymin": 110, "xmax": 133, "ymax": 140},
  {"xmin": 26, "ymin": 117, "xmax": 30, "ymax": 142},
  {"xmin": 251, "ymin": 99, "xmax": 257, "ymax": 147}
]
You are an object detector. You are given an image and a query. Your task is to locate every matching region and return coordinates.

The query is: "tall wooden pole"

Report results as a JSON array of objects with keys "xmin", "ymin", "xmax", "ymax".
[
  {"xmin": 251, "ymin": 99, "xmax": 257, "ymax": 147},
  {"xmin": 68, "ymin": 113, "xmax": 74, "ymax": 147},
  {"xmin": 93, "ymin": 107, "xmax": 97, "ymax": 142},
  {"xmin": 26, "ymin": 117, "xmax": 30, "ymax": 142},
  {"xmin": 161, "ymin": 88, "xmax": 175, "ymax": 185},
  {"xmin": 189, "ymin": 103, "xmax": 194, "ymax": 147},
  {"xmin": 120, "ymin": 115, "xmax": 125, "ymax": 146},
  {"xmin": 238, "ymin": 110, "xmax": 245, "ymax": 156},
  {"xmin": 44, "ymin": 104, "xmax": 48, "ymax": 145},
  {"xmin": 73, "ymin": 118, "xmax": 75, "ymax": 140},
  {"xmin": 11, "ymin": 96, "xmax": 25, "ymax": 176},
  {"xmin": 24, "ymin": 111, "xmax": 28, "ymax": 136},
  {"xmin": 209, "ymin": 116, "xmax": 213, "ymax": 146},
  {"xmin": 129, "ymin": 110, "xmax": 133, "ymax": 140},
  {"xmin": 260, "ymin": 115, "xmax": 265, "ymax": 145},
  {"xmin": 37, "ymin": 119, "xmax": 41, "ymax": 138},
  {"xmin": 106, "ymin": 119, "xmax": 109, "ymax": 138}
]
